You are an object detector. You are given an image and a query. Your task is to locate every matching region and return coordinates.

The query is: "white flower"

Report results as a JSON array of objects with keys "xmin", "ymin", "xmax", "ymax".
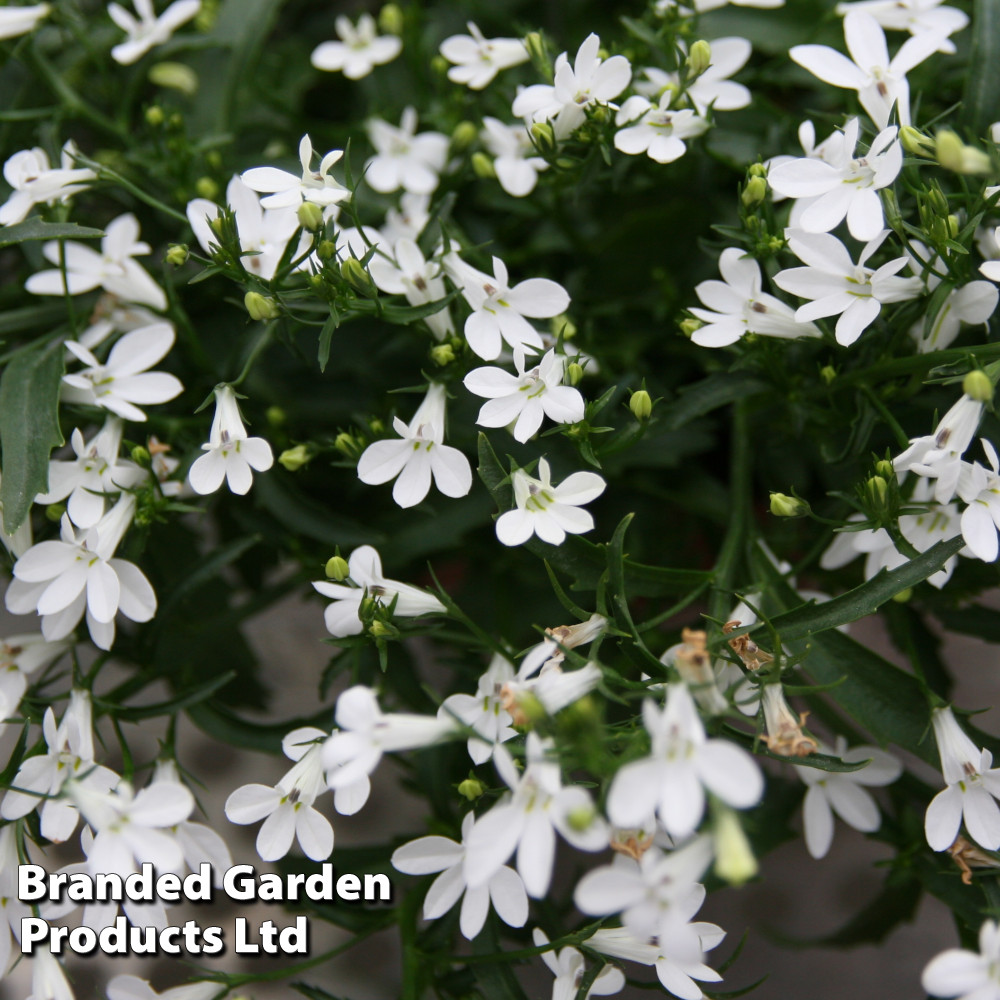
[
  {"xmin": 381, "ymin": 192, "xmax": 432, "ymax": 244},
  {"xmin": 107, "ymin": 976, "xmax": 219, "ymax": 1000},
  {"xmin": 187, "ymin": 175, "xmax": 299, "ymax": 280},
  {"xmin": 312, "ymin": 544, "xmax": 446, "ymax": 639},
  {"xmin": 505, "ymin": 661, "xmax": 603, "ymax": 720},
  {"xmin": 0, "ymin": 633, "xmax": 69, "ymax": 727},
  {"xmin": 27, "ymin": 946, "xmax": 75, "ymax": 1000},
  {"xmin": 517, "ymin": 613, "xmax": 607, "ymax": 679},
  {"xmin": 36, "ymin": 418, "xmax": 144, "ymax": 529},
  {"xmin": 790, "ymin": 10, "xmax": 940, "ymax": 129},
  {"xmin": 795, "ymin": 736, "xmax": 902, "ymax": 858},
  {"xmin": 444, "ymin": 252, "xmax": 570, "ymax": 360},
  {"xmin": 0, "ymin": 3, "xmax": 50, "ymax": 41},
  {"xmin": 226, "ymin": 727, "xmax": 334, "ymax": 862},
  {"xmin": 0, "ymin": 142, "xmax": 96, "ymax": 227},
  {"xmin": 5, "ymin": 495, "xmax": 157, "ymax": 650},
  {"xmin": 440, "ymin": 22, "xmax": 528, "ymax": 90},
  {"xmin": 513, "ymin": 33, "xmax": 631, "ymax": 141},
  {"xmin": 464, "ymin": 734, "xmax": 608, "ymax": 897},
  {"xmin": 835, "ymin": 0, "xmax": 968, "ymax": 54},
  {"xmin": 768, "ymin": 119, "xmax": 902, "ymax": 242},
  {"xmin": 926, "ymin": 706, "xmax": 1000, "ymax": 851},
  {"xmin": 60, "ymin": 322, "xmax": 182, "ymax": 422},
  {"xmin": 108, "ymin": 0, "xmax": 200, "ymax": 65},
  {"xmin": 496, "ymin": 458, "xmax": 605, "ymax": 547},
  {"xmin": 365, "ymin": 108, "xmax": 449, "ymax": 195},
  {"xmin": 310, "ymin": 13, "xmax": 401, "ymax": 79},
  {"xmin": 774, "ymin": 229, "xmax": 922, "ymax": 346},
  {"xmin": 356, "ymin": 383, "xmax": 472, "ymax": 508},
  {"xmin": 614, "ymin": 97, "xmax": 709, "ymax": 163},
  {"xmin": 607, "ymin": 684, "xmax": 764, "ymax": 838},
  {"xmin": 392, "ymin": 813, "xmax": 529, "ymax": 940},
  {"xmin": 439, "ymin": 653, "xmax": 517, "ymax": 764},
  {"xmin": 368, "ymin": 238, "xmax": 454, "ymax": 339},
  {"xmin": 958, "ymin": 440, "xmax": 1000, "ymax": 561},
  {"xmin": 26, "ymin": 212, "xmax": 167, "ymax": 310},
  {"xmin": 242, "ymin": 134, "xmax": 349, "ymax": 210},
  {"xmin": 480, "ymin": 117, "xmax": 548, "ymax": 197},
  {"xmin": 923, "ymin": 920, "xmax": 1000, "ymax": 1000},
  {"xmin": 188, "ymin": 385, "xmax": 273, "ymax": 496},
  {"xmin": 532, "ymin": 928, "xmax": 626, "ymax": 1000},
  {"xmin": 656, "ymin": 0, "xmax": 782, "ymax": 11},
  {"xmin": 464, "ymin": 349, "xmax": 584, "ymax": 442},
  {"xmin": 690, "ymin": 247, "xmax": 821, "ymax": 348},
  {"xmin": 637, "ymin": 39, "xmax": 752, "ymax": 116}
]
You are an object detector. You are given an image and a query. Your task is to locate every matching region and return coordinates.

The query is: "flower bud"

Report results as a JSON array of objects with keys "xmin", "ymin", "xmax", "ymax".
[
  {"xmin": 45, "ymin": 503, "xmax": 65, "ymax": 523},
  {"xmin": 334, "ymin": 431, "xmax": 359, "ymax": 457},
  {"xmin": 769, "ymin": 492, "xmax": 808, "ymax": 517},
  {"xmin": 630, "ymin": 389, "xmax": 652, "ymax": 421},
  {"xmin": 165, "ymin": 243, "xmax": 189, "ymax": 267},
  {"xmin": 369, "ymin": 418, "xmax": 384, "ymax": 434},
  {"xmin": 530, "ymin": 122, "xmax": 557, "ymax": 157},
  {"xmin": 748, "ymin": 162, "xmax": 767, "ymax": 178},
  {"xmin": 148, "ymin": 61, "xmax": 199, "ymax": 96},
  {"xmin": 194, "ymin": 0, "xmax": 218, "ymax": 31},
  {"xmin": 679, "ymin": 318, "xmax": 703, "ymax": 338},
  {"xmin": 430, "ymin": 344, "xmax": 455, "ymax": 366},
  {"xmin": 686, "ymin": 40, "xmax": 712, "ymax": 78},
  {"xmin": 523, "ymin": 31, "xmax": 548, "ymax": 72},
  {"xmin": 195, "ymin": 176, "xmax": 219, "ymax": 200},
  {"xmin": 130, "ymin": 445, "xmax": 152, "ymax": 468},
  {"xmin": 892, "ymin": 587, "xmax": 913, "ymax": 603},
  {"xmin": 244, "ymin": 291, "xmax": 280, "ymax": 321},
  {"xmin": 378, "ymin": 3, "xmax": 404, "ymax": 34},
  {"xmin": 144, "ymin": 105, "xmax": 165, "ymax": 127},
  {"xmin": 317, "ymin": 240, "xmax": 337, "ymax": 262},
  {"xmin": 430, "ymin": 54, "xmax": 450, "ymax": 77},
  {"xmin": 457, "ymin": 777, "xmax": 485, "ymax": 801},
  {"xmin": 297, "ymin": 202, "xmax": 324, "ymax": 232},
  {"xmin": 936, "ymin": 129, "xmax": 993, "ymax": 175},
  {"xmin": 369, "ymin": 619, "xmax": 397, "ymax": 638},
  {"xmin": 741, "ymin": 175, "xmax": 767, "ymax": 208},
  {"xmin": 713, "ymin": 806, "xmax": 758, "ymax": 886},
  {"xmin": 266, "ymin": 406, "xmax": 286, "ymax": 426},
  {"xmin": 209, "ymin": 216, "xmax": 226, "ymax": 240},
  {"xmin": 325, "ymin": 555, "xmax": 350, "ymax": 581},
  {"xmin": 567, "ymin": 804, "xmax": 598, "ymax": 833},
  {"xmin": 819, "ymin": 365, "xmax": 837, "ymax": 385},
  {"xmin": 566, "ymin": 362, "xmax": 584, "ymax": 386},
  {"xmin": 551, "ymin": 314, "xmax": 577, "ymax": 339},
  {"xmin": 926, "ymin": 185, "xmax": 949, "ymax": 217},
  {"xmin": 308, "ymin": 274, "xmax": 325, "ymax": 292},
  {"xmin": 875, "ymin": 459, "xmax": 894, "ymax": 479},
  {"xmin": 964, "ymin": 369, "xmax": 994, "ymax": 403},
  {"xmin": 866, "ymin": 475, "xmax": 888, "ymax": 508},
  {"xmin": 278, "ymin": 444, "xmax": 312, "ymax": 471},
  {"xmin": 451, "ymin": 120, "xmax": 478, "ymax": 151},
  {"xmin": 341, "ymin": 257, "xmax": 377, "ymax": 298},
  {"xmin": 882, "ymin": 188, "xmax": 902, "ymax": 229},
  {"xmin": 471, "ymin": 151, "xmax": 496, "ymax": 179},
  {"xmin": 900, "ymin": 125, "xmax": 935, "ymax": 157}
]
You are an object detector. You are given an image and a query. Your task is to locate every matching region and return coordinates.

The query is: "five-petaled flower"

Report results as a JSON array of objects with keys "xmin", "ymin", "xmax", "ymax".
[
  {"xmin": 242, "ymin": 134, "xmax": 349, "ymax": 210},
  {"xmin": 310, "ymin": 13, "xmax": 402, "ymax": 79},
  {"xmin": 107, "ymin": 0, "xmax": 201, "ymax": 66}
]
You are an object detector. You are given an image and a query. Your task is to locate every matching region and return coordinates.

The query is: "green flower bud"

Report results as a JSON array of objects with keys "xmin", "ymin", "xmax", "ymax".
[
  {"xmin": 369, "ymin": 418, "xmax": 384, "ymax": 434},
  {"xmin": 471, "ymin": 151, "xmax": 496, "ymax": 179},
  {"xmin": 194, "ymin": 0, "xmax": 218, "ymax": 31},
  {"xmin": 451, "ymin": 120, "xmax": 478, "ymax": 151},
  {"xmin": 926, "ymin": 185, "xmax": 949, "ymax": 216},
  {"xmin": 567, "ymin": 804, "xmax": 597, "ymax": 833},
  {"xmin": 307, "ymin": 274, "xmax": 325, "ymax": 292},
  {"xmin": 892, "ymin": 587, "xmax": 913, "ymax": 603},
  {"xmin": 866, "ymin": 475, "xmax": 889, "ymax": 508},
  {"xmin": 748, "ymin": 162, "xmax": 767, "ymax": 178},
  {"xmin": 679, "ymin": 318, "xmax": 703, "ymax": 338},
  {"xmin": 430, "ymin": 344, "xmax": 455, "ymax": 366},
  {"xmin": 566, "ymin": 362, "xmax": 584, "ymax": 386},
  {"xmin": 741, "ymin": 175, "xmax": 768, "ymax": 208},
  {"xmin": 555, "ymin": 156, "xmax": 577, "ymax": 170},
  {"xmin": 457, "ymin": 777, "xmax": 485, "ymax": 801},
  {"xmin": 523, "ymin": 31, "xmax": 548, "ymax": 71},
  {"xmin": 964, "ymin": 369, "xmax": 995, "ymax": 402},
  {"xmin": 630, "ymin": 389, "xmax": 652, "ymax": 421},
  {"xmin": 244, "ymin": 291, "xmax": 280, "ymax": 321},
  {"xmin": 317, "ymin": 240, "xmax": 337, "ymax": 262},
  {"xmin": 947, "ymin": 214, "xmax": 961, "ymax": 239},
  {"xmin": 195, "ymin": 176, "xmax": 219, "ymax": 200},
  {"xmin": 430, "ymin": 54, "xmax": 450, "ymax": 77},
  {"xmin": 207, "ymin": 151, "xmax": 223, "ymax": 170},
  {"xmin": 819, "ymin": 365, "xmax": 837, "ymax": 385},
  {"xmin": 882, "ymin": 188, "xmax": 902, "ymax": 229},
  {"xmin": 936, "ymin": 129, "xmax": 993, "ymax": 175},
  {"xmin": 900, "ymin": 125, "xmax": 935, "ymax": 157},
  {"xmin": 45, "ymin": 503, "xmax": 66, "ymax": 523},
  {"xmin": 713, "ymin": 807, "xmax": 758, "ymax": 886},
  {"xmin": 686, "ymin": 40, "xmax": 712, "ymax": 78},
  {"xmin": 551, "ymin": 314, "xmax": 577, "ymax": 339},
  {"xmin": 297, "ymin": 202, "xmax": 324, "ymax": 232},
  {"xmin": 875, "ymin": 459, "xmax": 895, "ymax": 479},
  {"xmin": 378, "ymin": 3, "xmax": 404, "ymax": 34},
  {"xmin": 334, "ymin": 432, "xmax": 359, "ymax": 458},
  {"xmin": 209, "ymin": 216, "xmax": 226, "ymax": 240},
  {"xmin": 278, "ymin": 444, "xmax": 312, "ymax": 471},
  {"xmin": 266, "ymin": 406, "xmax": 286, "ymax": 426},
  {"xmin": 165, "ymin": 243, "xmax": 189, "ymax": 267},
  {"xmin": 130, "ymin": 445, "xmax": 152, "ymax": 468},
  {"xmin": 530, "ymin": 122, "xmax": 557, "ymax": 157},
  {"xmin": 144, "ymin": 105, "xmax": 165, "ymax": 127},
  {"xmin": 148, "ymin": 61, "xmax": 199, "ymax": 96},
  {"xmin": 325, "ymin": 555, "xmax": 350, "ymax": 581},
  {"xmin": 769, "ymin": 492, "xmax": 809, "ymax": 517},
  {"xmin": 341, "ymin": 257, "xmax": 377, "ymax": 298},
  {"xmin": 369, "ymin": 619, "xmax": 397, "ymax": 638}
]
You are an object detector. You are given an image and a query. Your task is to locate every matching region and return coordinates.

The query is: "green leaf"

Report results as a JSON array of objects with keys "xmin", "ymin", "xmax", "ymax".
[
  {"xmin": 0, "ymin": 337, "xmax": 65, "ymax": 533},
  {"xmin": 962, "ymin": 0, "xmax": 1000, "ymax": 133},
  {"xmin": 0, "ymin": 218, "xmax": 103, "ymax": 248},
  {"xmin": 317, "ymin": 308, "xmax": 340, "ymax": 373},
  {"xmin": 100, "ymin": 671, "xmax": 237, "ymax": 721},
  {"xmin": 185, "ymin": 701, "xmax": 333, "ymax": 752},
  {"xmin": 662, "ymin": 372, "xmax": 768, "ymax": 431},
  {"xmin": 934, "ymin": 604, "xmax": 1000, "ymax": 644}
]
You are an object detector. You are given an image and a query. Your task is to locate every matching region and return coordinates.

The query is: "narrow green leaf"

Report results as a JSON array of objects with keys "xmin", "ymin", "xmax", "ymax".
[
  {"xmin": 317, "ymin": 309, "xmax": 340, "ymax": 373},
  {"xmin": 101, "ymin": 671, "xmax": 237, "ymax": 721},
  {"xmin": 962, "ymin": 0, "xmax": 1000, "ymax": 134},
  {"xmin": 662, "ymin": 372, "xmax": 768, "ymax": 431},
  {"xmin": 0, "ymin": 218, "xmax": 103, "ymax": 248},
  {"xmin": 934, "ymin": 604, "xmax": 1000, "ymax": 643},
  {"xmin": 0, "ymin": 337, "xmax": 65, "ymax": 533},
  {"xmin": 185, "ymin": 702, "xmax": 333, "ymax": 752}
]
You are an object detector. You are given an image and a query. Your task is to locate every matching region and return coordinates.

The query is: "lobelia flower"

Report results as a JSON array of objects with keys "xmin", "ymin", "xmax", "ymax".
[
  {"xmin": 439, "ymin": 653, "xmax": 518, "ymax": 764},
  {"xmin": 512, "ymin": 33, "xmax": 632, "ymax": 141},
  {"xmin": 689, "ymin": 246, "xmax": 821, "ymax": 348},
  {"xmin": 27, "ymin": 946, "xmax": 75, "ymax": 1000},
  {"xmin": 922, "ymin": 920, "xmax": 1000, "ymax": 1000},
  {"xmin": 0, "ymin": 825, "xmax": 32, "ymax": 976},
  {"xmin": 381, "ymin": 192, "xmax": 431, "ymax": 244},
  {"xmin": 188, "ymin": 385, "xmax": 274, "ymax": 496},
  {"xmin": 614, "ymin": 97, "xmax": 709, "ymax": 163},
  {"xmin": 107, "ymin": 976, "xmax": 219, "ymax": 1000},
  {"xmin": 464, "ymin": 734, "xmax": 608, "ymax": 898},
  {"xmin": 368, "ymin": 238, "xmax": 454, "ymax": 339},
  {"xmin": 794, "ymin": 736, "xmax": 902, "ymax": 858},
  {"xmin": 36, "ymin": 418, "xmax": 144, "ymax": 529},
  {"xmin": 225, "ymin": 727, "xmax": 334, "ymax": 862},
  {"xmin": 108, "ymin": 0, "xmax": 200, "ymax": 65},
  {"xmin": 767, "ymin": 119, "xmax": 902, "ymax": 242},
  {"xmin": 0, "ymin": 633, "xmax": 69, "ymax": 729},
  {"xmin": 789, "ymin": 10, "xmax": 940, "ymax": 129},
  {"xmin": 655, "ymin": 0, "xmax": 782, "ymax": 11},
  {"xmin": 0, "ymin": 4, "xmax": 50, "ymax": 41},
  {"xmin": 635, "ymin": 37, "xmax": 752, "ymax": 115},
  {"xmin": 364, "ymin": 108, "xmax": 450, "ymax": 195},
  {"xmin": 313, "ymin": 544, "xmax": 445, "ymax": 639},
  {"xmin": 242, "ymin": 134, "xmax": 349, "ymax": 210},
  {"xmin": 61, "ymin": 323, "xmax": 183, "ymax": 422},
  {"xmin": 773, "ymin": 229, "xmax": 922, "ymax": 346},
  {"xmin": 0, "ymin": 142, "xmax": 96, "ymax": 227},
  {"xmin": 480, "ymin": 117, "xmax": 548, "ymax": 197},
  {"xmin": 356, "ymin": 383, "xmax": 472, "ymax": 508},
  {"xmin": 439, "ymin": 22, "xmax": 528, "ymax": 90},
  {"xmin": 925, "ymin": 705, "xmax": 1000, "ymax": 851},
  {"xmin": 496, "ymin": 458, "xmax": 605, "ymax": 547},
  {"xmin": 392, "ymin": 812, "xmax": 529, "ymax": 941},
  {"xmin": 444, "ymin": 252, "xmax": 570, "ymax": 360},
  {"xmin": 464, "ymin": 348, "xmax": 584, "ymax": 442},
  {"xmin": 5, "ymin": 495, "xmax": 157, "ymax": 650},
  {"xmin": 835, "ymin": 0, "xmax": 968, "ymax": 53},
  {"xmin": 957, "ymin": 440, "xmax": 1000, "ymax": 561},
  {"xmin": 760, "ymin": 684, "xmax": 819, "ymax": 758},
  {"xmin": 531, "ymin": 928, "xmax": 626, "ymax": 1000},
  {"xmin": 26, "ymin": 212, "xmax": 167, "ymax": 310},
  {"xmin": 607, "ymin": 683, "xmax": 764, "ymax": 838},
  {"xmin": 310, "ymin": 13, "xmax": 401, "ymax": 79}
]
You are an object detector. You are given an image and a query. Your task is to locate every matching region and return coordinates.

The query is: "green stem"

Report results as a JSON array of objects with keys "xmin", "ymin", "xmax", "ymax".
[
  {"xmin": 75, "ymin": 155, "xmax": 189, "ymax": 225},
  {"xmin": 231, "ymin": 321, "xmax": 277, "ymax": 387},
  {"xmin": 860, "ymin": 384, "xmax": 910, "ymax": 450}
]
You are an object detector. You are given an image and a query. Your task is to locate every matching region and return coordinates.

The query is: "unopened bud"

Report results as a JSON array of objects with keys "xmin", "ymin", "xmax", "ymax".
[
  {"xmin": 334, "ymin": 431, "xmax": 359, "ymax": 457},
  {"xmin": 452, "ymin": 120, "xmax": 478, "ymax": 151},
  {"xmin": 883, "ymin": 188, "xmax": 902, "ymax": 229},
  {"xmin": 713, "ymin": 807, "xmax": 758, "ymax": 886},
  {"xmin": 686, "ymin": 40, "xmax": 712, "ymax": 78},
  {"xmin": 530, "ymin": 122, "xmax": 557, "ymax": 157},
  {"xmin": 936, "ymin": 129, "xmax": 993, "ymax": 175},
  {"xmin": 307, "ymin": 274, "xmax": 325, "ymax": 292},
  {"xmin": 927, "ymin": 185, "xmax": 950, "ymax": 216},
  {"xmin": 566, "ymin": 362, "xmax": 584, "ymax": 386},
  {"xmin": 457, "ymin": 777, "xmax": 484, "ymax": 801},
  {"xmin": 679, "ymin": 318, "xmax": 703, "ymax": 338},
  {"xmin": 875, "ymin": 459, "xmax": 894, "ymax": 479},
  {"xmin": 946, "ymin": 214, "xmax": 961, "ymax": 238},
  {"xmin": 144, "ymin": 105, "xmax": 165, "ymax": 127},
  {"xmin": 278, "ymin": 444, "xmax": 312, "ymax": 471},
  {"xmin": 769, "ymin": 492, "xmax": 809, "ymax": 517},
  {"xmin": 819, "ymin": 365, "xmax": 837, "ymax": 385},
  {"xmin": 341, "ymin": 257, "xmax": 377, "ymax": 297},
  {"xmin": 748, "ymin": 162, "xmax": 767, "ymax": 178},
  {"xmin": 892, "ymin": 587, "xmax": 913, "ymax": 603},
  {"xmin": 266, "ymin": 405, "xmax": 286, "ymax": 426},
  {"xmin": 244, "ymin": 291, "xmax": 280, "ymax": 321},
  {"xmin": 430, "ymin": 54, "xmax": 450, "ymax": 77},
  {"xmin": 45, "ymin": 503, "xmax": 65, "ymax": 522},
  {"xmin": 165, "ymin": 243, "xmax": 189, "ymax": 266},
  {"xmin": 630, "ymin": 389, "xmax": 652, "ymax": 421},
  {"xmin": 130, "ymin": 445, "xmax": 151, "ymax": 468},
  {"xmin": 523, "ymin": 31, "xmax": 548, "ymax": 72},
  {"xmin": 369, "ymin": 418, "xmax": 384, "ymax": 434},
  {"xmin": 471, "ymin": 151, "xmax": 496, "ymax": 179},
  {"xmin": 551, "ymin": 314, "xmax": 576, "ymax": 339},
  {"xmin": 194, "ymin": 0, "xmax": 218, "ymax": 31},
  {"xmin": 369, "ymin": 620, "xmax": 396, "ymax": 638},
  {"xmin": 195, "ymin": 176, "xmax": 219, "ymax": 200},
  {"xmin": 297, "ymin": 201, "xmax": 324, "ymax": 231},
  {"xmin": 378, "ymin": 3, "xmax": 404, "ymax": 34},
  {"xmin": 430, "ymin": 344, "xmax": 455, "ymax": 366},
  {"xmin": 567, "ymin": 804, "xmax": 597, "ymax": 833},
  {"xmin": 741, "ymin": 175, "xmax": 767, "ymax": 208},
  {"xmin": 325, "ymin": 555, "xmax": 350, "ymax": 581},
  {"xmin": 317, "ymin": 240, "xmax": 337, "ymax": 262},
  {"xmin": 964, "ymin": 369, "xmax": 994, "ymax": 402},
  {"xmin": 209, "ymin": 216, "xmax": 226, "ymax": 239},
  {"xmin": 900, "ymin": 125, "xmax": 935, "ymax": 157},
  {"xmin": 866, "ymin": 475, "xmax": 889, "ymax": 507},
  {"xmin": 149, "ymin": 61, "xmax": 199, "ymax": 96}
]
